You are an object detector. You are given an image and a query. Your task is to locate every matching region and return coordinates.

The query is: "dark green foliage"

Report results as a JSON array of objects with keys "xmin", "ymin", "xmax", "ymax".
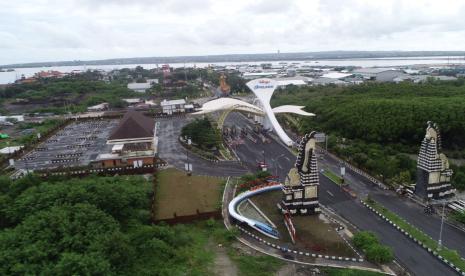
[
  {"xmin": 4, "ymin": 175, "xmax": 151, "ymax": 226},
  {"xmin": 452, "ymin": 211, "xmax": 465, "ymax": 224},
  {"xmin": 352, "ymin": 231, "xmax": 379, "ymax": 250},
  {"xmin": 322, "ymin": 267, "xmax": 384, "ymax": 276},
  {"xmin": 0, "ymin": 175, "xmax": 215, "ymax": 275},
  {"xmin": 272, "ymin": 81, "xmax": 465, "ymax": 186},
  {"xmin": 0, "ymin": 75, "xmax": 140, "ymax": 113},
  {"xmin": 200, "ymin": 69, "xmax": 247, "ymax": 94},
  {"xmin": 365, "ymin": 244, "xmax": 394, "ymax": 264},
  {"xmin": 272, "ymin": 81, "xmax": 465, "ymax": 150},
  {"xmin": 0, "ymin": 204, "xmax": 123, "ymax": 275},
  {"xmin": 451, "ymin": 165, "xmax": 465, "ymax": 191},
  {"xmin": 181, "ymin": 117, "xmax": 221, "ymax": 149},
  {"xmin": 352, "ymin": 231, "xmax": 393, "ymax": 264},
  {"xmin": 333, "ymin": 140, "xmax": 417, "ymax": 185}
]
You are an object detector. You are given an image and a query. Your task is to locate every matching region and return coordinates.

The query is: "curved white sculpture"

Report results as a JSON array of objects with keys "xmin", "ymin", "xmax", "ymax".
[
  {"xmin": 247, "ymin": 78, "xmax": 297, "ymax": 146},
  {"xmin": 228, "ymin": 184, "xmax": 282, "ymax": 239},
  {"xmin": 192, "ymin": 97, "xmax": 264, "ymax": 115},
  {"xmin": 193, "ymin": 78, "xmax": 315, "ymax": 147},
  {"xmin": 272, "ymin": 105, "xmax": 315, "ymax": 116}
]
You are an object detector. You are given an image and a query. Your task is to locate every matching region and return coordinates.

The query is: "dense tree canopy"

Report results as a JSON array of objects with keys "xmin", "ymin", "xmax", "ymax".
[
  {"xmin": 0, "ymin": 174, "xmax": 214, "ymax": 275},
  {"xmin": 272, "ymin": 80, "xmax": 465, "ymax": 188},
  {"xmin": 272, "ymin": 80, "xmax": 465, "ymax": 150},
  {"xmin": 0, "ymin": 76, "xmax": 140, "ymax": 113}
]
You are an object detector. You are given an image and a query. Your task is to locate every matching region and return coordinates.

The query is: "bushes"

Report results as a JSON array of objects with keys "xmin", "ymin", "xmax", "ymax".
[
  {"xmin": 352, "ymin": 231, "xmax": 393, "ymax": 264},
  {"xmin": 452, "ymin": 211, "xmax": 465, "ymax": 224}
]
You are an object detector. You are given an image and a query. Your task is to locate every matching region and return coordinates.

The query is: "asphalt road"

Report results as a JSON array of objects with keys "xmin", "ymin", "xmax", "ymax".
[
  {"xmin": 156, "ymin": 116, "xmax": 249, "ymax": 177},
  {"xmin": 225, "ymin": 112, "xmax": 458, "ymax": 275},
  {"xmin": 227, "ymin": 112, "xmax": 294, "ymax": 181},
  {"xmin": 320, "ymin": 152, "xmax": 465, "ymax": 259}
]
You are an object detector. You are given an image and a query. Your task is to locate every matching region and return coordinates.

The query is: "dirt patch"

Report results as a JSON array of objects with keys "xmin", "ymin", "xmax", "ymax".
[
  {"xmin": 250, "ymin": 190, "xmax": 357, "ymax": 257},
  {"xmin": 154, "ymin": 168, "xmax": 224, "ymax": 220},
  {"xmin": 212, "ymin": 241, "xmax": 238, "ymax": 276}
]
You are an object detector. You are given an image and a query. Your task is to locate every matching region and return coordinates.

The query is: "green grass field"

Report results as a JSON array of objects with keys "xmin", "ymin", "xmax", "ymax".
[
  {"xmin": 154, "ymin": 168, "xmax": 224, "ymax": 220},
  {"xmin": 323, "ymin": 169, "xmax": 343, "ymax": 185}
]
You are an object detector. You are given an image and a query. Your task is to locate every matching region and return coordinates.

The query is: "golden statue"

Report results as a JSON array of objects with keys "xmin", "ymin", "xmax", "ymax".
[{"xmin": 219, "ymin": 73, "xmax": 231, "ymax": 95}]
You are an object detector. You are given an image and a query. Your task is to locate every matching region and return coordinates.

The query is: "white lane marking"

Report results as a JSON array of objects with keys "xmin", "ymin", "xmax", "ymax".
[{"xmin": 326, "ymin": 190, "xmax": 334, "ymax": 197}]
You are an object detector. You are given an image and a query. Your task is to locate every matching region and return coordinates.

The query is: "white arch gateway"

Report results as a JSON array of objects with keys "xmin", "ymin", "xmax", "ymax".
[{"xmin": 193, "ymin": 78, "xmax": 314, "ymax": 147}]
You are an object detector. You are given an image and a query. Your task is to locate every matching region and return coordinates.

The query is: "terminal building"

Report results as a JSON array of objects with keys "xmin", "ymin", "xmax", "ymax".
[
  {"xmin": 279, "ymin": 132, "xmax": 320, "ymax": 215},
  {"xmin": 94, "ymin": 111, "xmax": 156, "ymax": 168},
  {"xmin": 415, "ymin": 122, "xmax": 456, "ymax": 200}
]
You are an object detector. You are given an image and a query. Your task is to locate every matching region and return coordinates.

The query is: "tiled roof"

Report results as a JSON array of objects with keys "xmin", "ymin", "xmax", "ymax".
[{"xmin": 108, "ymin": 111, "xmax": 154, "ymax": 141}]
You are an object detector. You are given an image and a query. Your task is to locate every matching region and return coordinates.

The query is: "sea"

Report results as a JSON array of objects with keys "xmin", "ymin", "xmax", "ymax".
[{"xmin": 1, "ymin": 56, "xmax": 464, "ymax": 85}]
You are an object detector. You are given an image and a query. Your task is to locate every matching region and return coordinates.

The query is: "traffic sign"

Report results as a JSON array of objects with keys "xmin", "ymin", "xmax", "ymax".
[{"xmin": 314, "ymin": 132, "xmax": 326, "ymax": 143}]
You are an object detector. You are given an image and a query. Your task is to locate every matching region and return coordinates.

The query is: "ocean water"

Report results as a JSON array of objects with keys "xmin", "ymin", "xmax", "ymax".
[{"xmin": 1, "ymin": 56, "xmax": 464, "ymax": 85}]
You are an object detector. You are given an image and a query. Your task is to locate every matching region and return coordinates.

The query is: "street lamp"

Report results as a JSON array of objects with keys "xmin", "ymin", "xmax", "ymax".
[
  {"xmin": 185, "ymin": 136, "xmax": 192, "ymax": 176},
  {"xmin": 275, "ymin": 153, "xmax": 286, "ymax": 178},
  {"xmin": 438, "ymin": 200, "xmax": 446, "ymax": 250}
]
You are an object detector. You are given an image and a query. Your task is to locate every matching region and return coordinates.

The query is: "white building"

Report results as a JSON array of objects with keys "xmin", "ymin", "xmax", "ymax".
[
  {"xmin": 312, "ymin": 78, "xmax": 347, "ymax": 86},
  {"xmin": 274, "ymin": 76, "xmax": 310, "ymax": 87},
  {"xmin": 128, "ymin": 82, "xmax": 151, "ymax": 93},
  {"xmin": 146, "ymin": 79, "xmax": 159, "ymax": 85},
  {"xmin": 321, "ymin": 72, "xmax": 353, "ymax": 79},
  {"xmin": 242, "ymin": 71, "xmax": 278, "ymax": 80},
  {"xmin": 87, "ymin": 103, "xmax": 109, "ymax": 112},
  {"xmin": 0, "ymin": 146, "xmax": 23, "ymax": 154},
  {"xmin": 0, "ymin": 115, "xmax": 25, "ymax": 122},
  {"xmin": 122, "ymin": 98, "xmax": 143, "ymax": 105},
  {"xmin": 160, "ymin": 99, "xmax": 186, "ymax": 115}
]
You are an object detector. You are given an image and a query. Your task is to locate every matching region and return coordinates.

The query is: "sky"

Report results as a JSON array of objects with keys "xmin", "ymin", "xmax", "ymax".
[{"xmin": 1, "ymin": 0, "xmax": 465, "ymax": 64}]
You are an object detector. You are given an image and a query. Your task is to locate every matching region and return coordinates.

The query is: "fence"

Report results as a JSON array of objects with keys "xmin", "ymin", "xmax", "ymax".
[
  {"xmin": 34, "ymin": 164, "xmax": 161, "ymax": 178},
  {"xmin": 153, "ymin": 210, "xmax": 222, "ymax": 225}
]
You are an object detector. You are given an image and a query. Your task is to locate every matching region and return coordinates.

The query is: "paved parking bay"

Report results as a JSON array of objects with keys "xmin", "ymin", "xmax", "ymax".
[{"xmin": 15, "ymin": 119, "xmax": 119, "ymax": 171}]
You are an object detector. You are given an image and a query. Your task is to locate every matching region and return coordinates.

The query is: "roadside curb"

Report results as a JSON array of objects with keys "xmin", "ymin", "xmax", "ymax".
[
  {"xmin": 361, "ymin": 200, "xmax": 465, "ymax": 276},
  {"xmin": 236, "ymin": 225, "xmax": 364, "ymax": 263}
]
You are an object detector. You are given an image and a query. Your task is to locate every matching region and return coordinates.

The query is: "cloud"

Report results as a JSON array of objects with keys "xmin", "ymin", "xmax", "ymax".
[{"xmin": 0, "ymin": 0, "xmax": 465, "ymax": 64}]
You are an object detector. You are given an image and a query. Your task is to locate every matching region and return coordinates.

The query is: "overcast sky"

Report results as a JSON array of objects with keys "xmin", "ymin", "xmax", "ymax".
[{"xmin": 1, "ymin": 0, "xmax": 465, "ymax": 64}]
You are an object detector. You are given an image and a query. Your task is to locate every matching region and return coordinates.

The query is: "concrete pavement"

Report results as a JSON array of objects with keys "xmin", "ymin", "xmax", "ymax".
[{"xmin": 156, "ymin": 116, "xmax": 249, "ymax": 177}]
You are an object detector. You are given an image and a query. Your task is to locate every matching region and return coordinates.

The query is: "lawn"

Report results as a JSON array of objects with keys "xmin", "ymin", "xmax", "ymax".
[
  {"xmin": 154, "ymin": 168, "xmax": 224, "ymax": 220},
  {"xmin": 323, "ymin": 169, "xmax": 343, "ymax": 185},
  {"xmin": 322, "ymin": 267, "xmax": 384, "ymax": 276},
  {"xmin": 364, "ymin": 198, "xmax": 465, "ymax": 271}
]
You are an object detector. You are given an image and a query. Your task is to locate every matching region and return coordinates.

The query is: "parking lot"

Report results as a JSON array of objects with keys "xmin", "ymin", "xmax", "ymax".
[{"xmin": 15, "ymin": 119, "xmax": 119, "ymax": 171}]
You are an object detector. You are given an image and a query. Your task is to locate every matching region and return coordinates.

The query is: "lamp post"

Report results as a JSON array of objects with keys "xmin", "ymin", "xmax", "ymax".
[
  {"xmin": 438, "ymin": 200, "xmax": 446, "ymax": 250},
  {"xmin": 275, "ymin": 153, "xmax": 286, "ymax": 178},
  {"xmin": 185, "ymin": 136, "xmax": 192, "ymax": 176}
]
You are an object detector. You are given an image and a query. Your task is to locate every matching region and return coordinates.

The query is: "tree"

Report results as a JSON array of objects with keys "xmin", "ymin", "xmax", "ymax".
[
  {"xmin": 353, "ymin": 231, "xmax": 378, "ymax": 250},
  {"xmin": 365, "ymin": 244, "xmax": 394, "ymax": 264},
  {"xmin": 181, "ymin": 118, "xmax": 221, "ymax": 149},
  {"xmin": 452, "ymin": 171, "xmax": 465, "ymax": 191},
  {"xmin": 0, "ymin": 203, "xmax": 126, "ymax": 275}
]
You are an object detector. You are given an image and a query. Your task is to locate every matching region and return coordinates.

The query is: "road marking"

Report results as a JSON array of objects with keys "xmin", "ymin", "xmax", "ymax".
[{"xmin": 327, "ymin": 190, "xmax": 334, "ymax": 197}]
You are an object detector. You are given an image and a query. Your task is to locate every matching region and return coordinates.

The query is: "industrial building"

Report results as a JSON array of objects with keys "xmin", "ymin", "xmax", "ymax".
[{"xmin": 352, "ymin": 68, "xmax": 405, "ymax": 82}]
